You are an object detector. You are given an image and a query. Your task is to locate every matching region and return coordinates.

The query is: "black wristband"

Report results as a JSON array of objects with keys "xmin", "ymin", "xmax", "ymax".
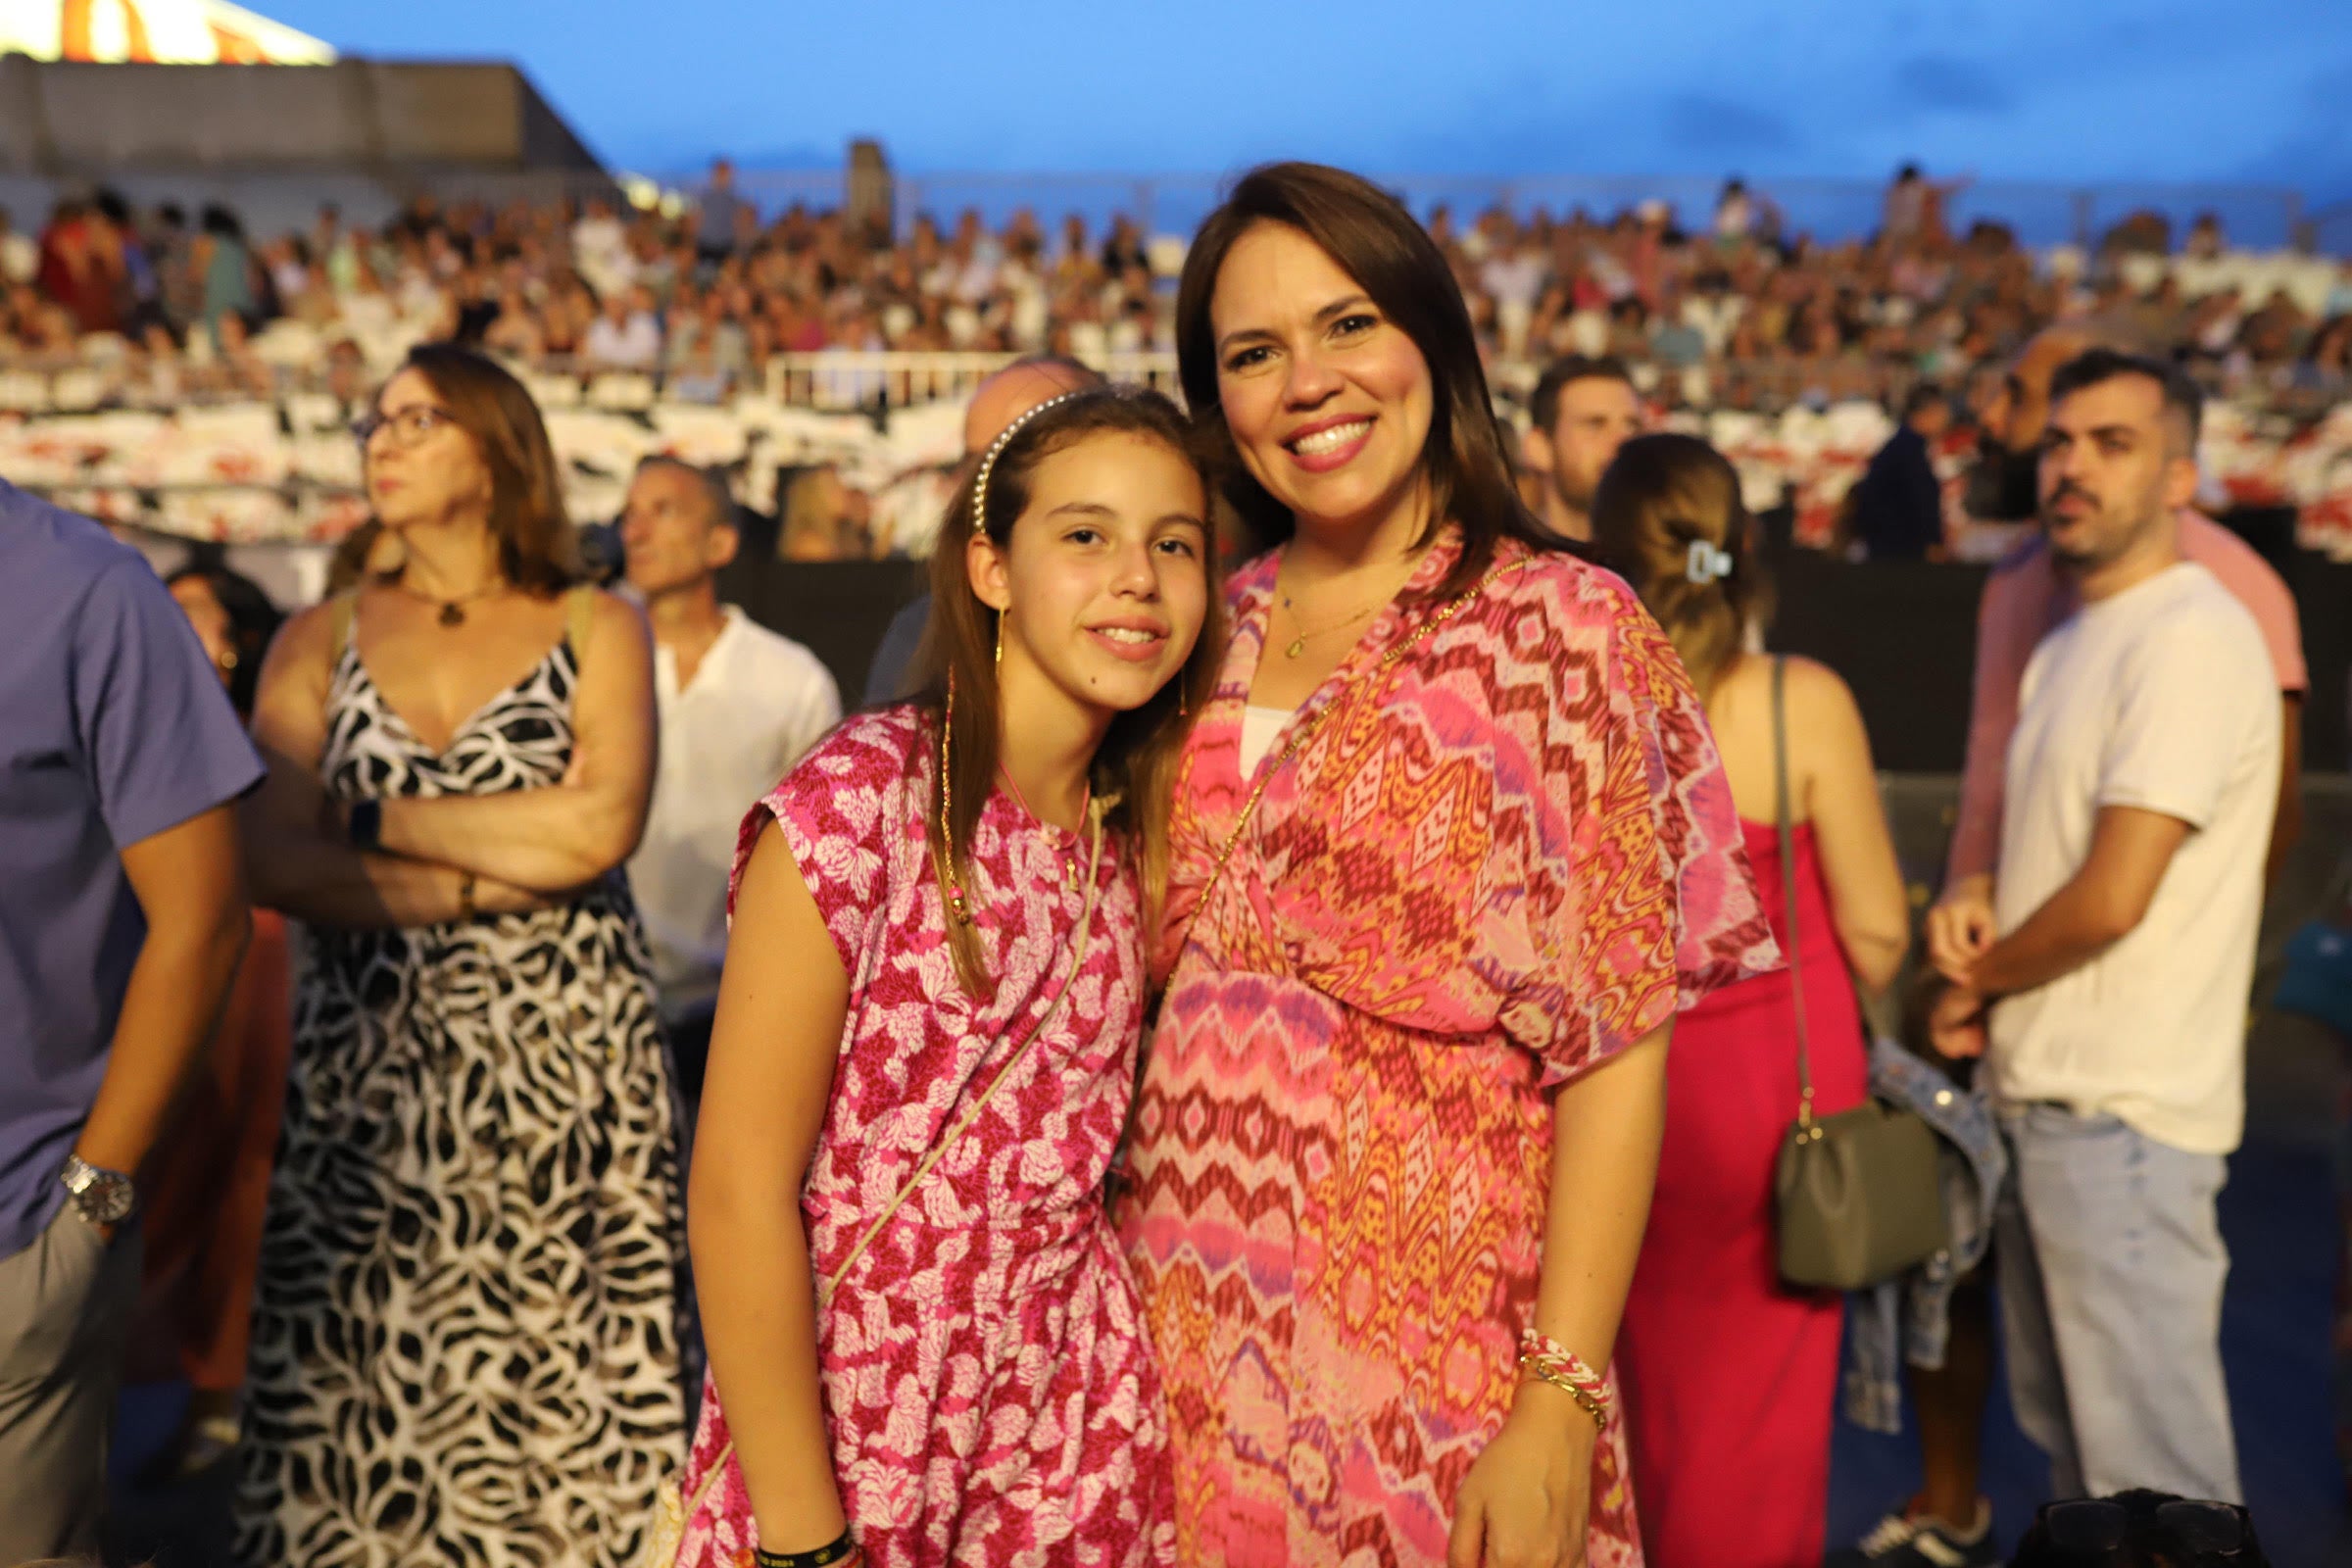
[
  {"xmin": 753, "ymin": 1532, "xmax": 856, "ymax": 1568},
  {"xmin": 347, "ymin": 798, "xmax": 382, "ymax": 851}
]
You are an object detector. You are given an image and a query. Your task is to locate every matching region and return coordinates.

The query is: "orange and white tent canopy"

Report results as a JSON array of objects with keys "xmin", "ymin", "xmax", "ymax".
[{"xmin": 0, "ymin": 0, "xmax": 335, "ymax": 64}]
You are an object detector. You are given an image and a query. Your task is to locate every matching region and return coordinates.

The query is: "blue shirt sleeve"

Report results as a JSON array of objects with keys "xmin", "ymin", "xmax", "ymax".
[{"xmin": 71, "ymin": 556, "xmax": 266, "ymax": 850}]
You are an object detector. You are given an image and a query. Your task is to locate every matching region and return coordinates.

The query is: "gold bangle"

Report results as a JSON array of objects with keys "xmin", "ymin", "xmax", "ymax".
[
  {"xmin": 1518, "ymin": 1359, "xmax": 1609, "ymax": 1430},
  {"xmin": 457, "ymin": 871, "xmax": 478, "ymax": 921}
]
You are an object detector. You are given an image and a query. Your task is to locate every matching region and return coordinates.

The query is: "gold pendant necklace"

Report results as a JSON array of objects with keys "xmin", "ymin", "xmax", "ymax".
[
  {"xmin": 1278, "ymin": 595, "xmax": 1380, "ymax": 659},
  {"xmin": 397, "ymin": 577, "xmax": 505, "ymax": 628}
]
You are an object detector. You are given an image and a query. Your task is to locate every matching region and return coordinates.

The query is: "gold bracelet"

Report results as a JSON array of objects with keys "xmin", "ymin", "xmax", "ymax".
[
  {"xmin": 458, "ymin": 871, "xmax": 478, "ymax": 921},
  {"xmin": 1518, "ymin": 1358, "xmax": 1608, "ymax": 1431},
  {"xmin": 1523, "ymin": 1366, "xmax": 1608, "ymax": 1430}
]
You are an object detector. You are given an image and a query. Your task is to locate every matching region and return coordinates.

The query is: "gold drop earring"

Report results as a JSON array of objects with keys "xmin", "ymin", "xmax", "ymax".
[{"xmin": 994, "ymin": 611, "xmax": 1004, "ymax": 667}]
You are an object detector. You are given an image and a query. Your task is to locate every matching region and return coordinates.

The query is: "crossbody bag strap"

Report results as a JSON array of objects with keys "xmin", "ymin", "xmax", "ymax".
[
  {"xmin": 564, "ymin": 583, "xmax": 596, "ymax": 660},
  {"xmin": 682, "ymin": 799, "xmax": 1112, "ymax": 1532},
  {"xmin": 1774, "ymin": 656, "xmax": 1816, "ymax": 1132},
  {"xmin": 823, "ymin": 796, "xmax": 1109, "ymax": 1301},
  {"xmin": 326, "ymin": 589, "xmax": 359, "ymax": 660}
]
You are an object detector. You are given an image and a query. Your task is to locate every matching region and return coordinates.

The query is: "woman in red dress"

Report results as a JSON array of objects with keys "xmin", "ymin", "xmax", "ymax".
[{"xmin": 1593, "ymin": 435, "xmax": 1911, "ymax": 1568}]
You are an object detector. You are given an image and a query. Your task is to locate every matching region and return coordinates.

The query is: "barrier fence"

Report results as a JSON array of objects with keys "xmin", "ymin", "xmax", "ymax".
[{"xmin": 711, "ymin": 169, "xmax": 2330, "ymax": 255}]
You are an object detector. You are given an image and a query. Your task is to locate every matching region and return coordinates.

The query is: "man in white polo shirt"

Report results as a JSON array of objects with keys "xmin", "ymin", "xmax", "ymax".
[
  {"xmin": 1931, "ymin": 348, "xmax": 2278, "ymax": 1505},
  {"xmin": 622, "ymin": 459, "xmax": 840, "ymax": 1116}
]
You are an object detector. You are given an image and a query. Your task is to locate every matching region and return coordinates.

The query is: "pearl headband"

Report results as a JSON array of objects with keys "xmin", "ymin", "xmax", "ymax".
[{"xmin": 969, "ymin": 390, "xmax": 1088, "ymax": 527}]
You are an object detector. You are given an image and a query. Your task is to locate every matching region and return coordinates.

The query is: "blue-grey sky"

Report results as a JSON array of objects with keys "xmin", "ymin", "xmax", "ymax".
[{"xmin": 268, "ymin": 0, "xmax": 2352, "ymax": 202}]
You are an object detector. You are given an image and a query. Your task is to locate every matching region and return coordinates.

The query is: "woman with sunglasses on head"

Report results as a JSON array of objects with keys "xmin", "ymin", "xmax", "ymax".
[
  {"xmin": 233, "ymin": 343, "xmax": 685, "ymax": 1567},
  {"xmin": 669, "ymin": 387, "xmax": 1220, "ymax": 1568},
  {"xmin": 1113, "ymin": 164, "xmax": 1778, "ymax": 1568}
]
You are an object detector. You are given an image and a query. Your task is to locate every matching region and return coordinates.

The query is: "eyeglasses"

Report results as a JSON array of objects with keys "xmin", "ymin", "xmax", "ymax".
[
  {"xmin": 2037, "ymin": 1497, "xmax": 2250, "ymax": 1558},
  {"xmin": 351, "ymin": 406, "xmax": 455, "ymax": 449}
]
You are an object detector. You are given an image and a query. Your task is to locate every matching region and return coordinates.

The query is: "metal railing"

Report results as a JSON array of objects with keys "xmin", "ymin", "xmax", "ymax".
[
  {"xmin": 5, "ymin": 346, "xmax": 2340, "ymax": 422},
  {"xmin": 705, "ymin": 168, "xmax": 2329, "ymax": 254}
]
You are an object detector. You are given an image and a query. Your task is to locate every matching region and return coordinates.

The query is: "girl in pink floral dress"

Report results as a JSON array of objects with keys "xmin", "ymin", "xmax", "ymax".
[{"xmin": 671, "ymin": 388, "xmax": 1224, "ymax": 1568}]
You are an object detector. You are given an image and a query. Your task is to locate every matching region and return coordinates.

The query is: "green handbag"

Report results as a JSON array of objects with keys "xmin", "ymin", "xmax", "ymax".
[{"xmin": 1766, "ymin": 658, "xmax": 1949, "ymax": 1292}]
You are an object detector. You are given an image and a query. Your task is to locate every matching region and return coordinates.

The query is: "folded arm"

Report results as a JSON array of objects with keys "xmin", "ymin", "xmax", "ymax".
[
  {"xmin": 370, "ymin": 593, "xmax": 659, "ymax": 894},
  {"xmin": 243, "ymin": 602, "xmax": 551, "ymax": 928}
]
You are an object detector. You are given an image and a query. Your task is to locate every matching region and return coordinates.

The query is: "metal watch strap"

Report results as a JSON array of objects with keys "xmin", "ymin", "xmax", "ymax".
[{"xmin": 61, "ymin": 1154, "xmax": 136, "ymax": 1225}]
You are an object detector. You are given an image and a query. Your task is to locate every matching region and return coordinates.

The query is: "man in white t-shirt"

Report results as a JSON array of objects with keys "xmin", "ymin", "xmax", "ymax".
[
  {"xmin": 1931, "ymin": 349, "xmax": 2279, "ymax": 1505},
  {"xmin": 622, "ymin": 459, "xmax": 841, "ymax": 1114}
]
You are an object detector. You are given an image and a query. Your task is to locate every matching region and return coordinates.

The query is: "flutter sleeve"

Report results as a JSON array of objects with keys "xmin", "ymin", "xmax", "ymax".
[
  {"xmin": 727, "ymin": 707, "xmax": 914, "ymax": 975},
  {"xmin": 1489, "ymin": 568, "xmax": 1780, "ymax": 1085}
]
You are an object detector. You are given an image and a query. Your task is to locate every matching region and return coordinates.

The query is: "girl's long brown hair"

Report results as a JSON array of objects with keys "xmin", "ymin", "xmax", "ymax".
[
  {"xmin": 908, "ymin": 386, "xmax": 1227, "ymax": 998},
  {"xmin": 387, "ymin": 342, "xmax": 578, "ymax": 596},
  {"xmin": 1587, "ymin": 432, "xmax": 1770, "ymax": 702},
  {"xmin": 1174, "ymin": 161, "xmax": 1573, "ymax": 596}
]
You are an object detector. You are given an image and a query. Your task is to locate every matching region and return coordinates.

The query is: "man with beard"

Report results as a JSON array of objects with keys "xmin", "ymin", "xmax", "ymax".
[
  {"xmin": 1928, "ymin": 350, "xmax": 2276, "ymax": 1509},
  {"xmin": 1521, "ymin": 355, "xmax": 1643, "ymax": 542},
  {"xmin": 1840, "ymin": 330, "xmax": 2305, "ymax": 1568}
]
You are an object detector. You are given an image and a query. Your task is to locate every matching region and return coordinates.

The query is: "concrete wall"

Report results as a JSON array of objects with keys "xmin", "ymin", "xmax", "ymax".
[{"xmin": 0, "ymin": 55, "xmax": 603, "ymax": 177}]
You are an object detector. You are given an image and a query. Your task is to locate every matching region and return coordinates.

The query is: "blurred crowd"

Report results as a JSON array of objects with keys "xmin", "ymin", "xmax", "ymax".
[{"xmin": 6, "ymin": 161, "xmax": 2351, "ymax": 412}]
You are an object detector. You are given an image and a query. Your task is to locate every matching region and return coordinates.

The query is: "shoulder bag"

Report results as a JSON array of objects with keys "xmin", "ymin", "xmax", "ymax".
[{"xmin": 1769, "ymin": 658, "xmax": 1949, "ymax": 1291}]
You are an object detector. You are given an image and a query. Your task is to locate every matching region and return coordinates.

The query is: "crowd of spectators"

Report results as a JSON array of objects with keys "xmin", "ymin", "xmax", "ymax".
[{"xmin": 5, "ymin": 161, "xmax": 2350, "ymax": 414}]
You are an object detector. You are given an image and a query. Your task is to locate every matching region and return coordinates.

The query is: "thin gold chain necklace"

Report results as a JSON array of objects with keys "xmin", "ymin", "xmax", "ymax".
[{"xmin": 1273, "ymin": 552, "xmax": 1423, "ymax": 660}]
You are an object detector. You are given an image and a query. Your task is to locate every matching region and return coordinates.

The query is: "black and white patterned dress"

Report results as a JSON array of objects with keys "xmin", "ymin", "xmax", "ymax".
[{"xmin": 235, "ymin": 617, "xmax": 687, "ymax": 1568}]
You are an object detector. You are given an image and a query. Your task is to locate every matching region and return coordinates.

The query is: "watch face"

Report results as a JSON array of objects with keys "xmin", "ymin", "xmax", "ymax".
[
  {"xmin": 83, "ymin": 1173, "xmax": 136, "ymax": 1225},
  {"xmin": 65, "ymin": 1158, "xmax": 136, "ymax": 1225}
]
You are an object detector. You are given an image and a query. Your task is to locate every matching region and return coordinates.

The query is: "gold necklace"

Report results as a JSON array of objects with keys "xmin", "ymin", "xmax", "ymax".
[
  {"xmin": 1275, "ymin": 595, "xmax": 1380, "ymax": 659},
  {"xmin": 1274, "ymin": 555, "xmax": 1421, "ymax": 659}
]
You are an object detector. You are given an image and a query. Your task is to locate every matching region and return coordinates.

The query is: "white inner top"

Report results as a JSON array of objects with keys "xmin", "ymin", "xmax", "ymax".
[{"xmin": 1239, "ymin": 704, "xmax": 1293, "ymax": 775}]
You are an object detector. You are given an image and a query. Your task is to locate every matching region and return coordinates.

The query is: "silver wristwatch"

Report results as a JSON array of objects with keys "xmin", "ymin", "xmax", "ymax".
[{"xmin": 60, "ymin": 1154, "xmax": 137, "ymax": 1228}]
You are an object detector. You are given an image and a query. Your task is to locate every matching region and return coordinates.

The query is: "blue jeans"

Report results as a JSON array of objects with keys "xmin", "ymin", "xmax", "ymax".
[{"xmin": 1994, "ymin": 1104, "xmax": 2240, "ymax": 1502}]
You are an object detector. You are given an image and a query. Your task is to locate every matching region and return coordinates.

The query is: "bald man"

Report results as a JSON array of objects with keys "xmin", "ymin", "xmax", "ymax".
[{"xmin": 860, "ymin": 356, "xmax": 1103, "ymax": 704}]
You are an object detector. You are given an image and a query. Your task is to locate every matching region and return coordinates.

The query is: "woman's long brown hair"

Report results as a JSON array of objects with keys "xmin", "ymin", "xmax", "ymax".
[
  {"xmin": 1587, "ymin": 432, "xmax": 1770, "ymax": 703},
  {"xmin": 385, "ymin": 342, "xmax": 578, "ymax": 596},
  {"xmin": 1174, "ymin": 161, "xmax": 1573, "ymax": 596},
  {"xmin": 906, "ymin": 386, "xmax": 1227, "ymax": 999}
]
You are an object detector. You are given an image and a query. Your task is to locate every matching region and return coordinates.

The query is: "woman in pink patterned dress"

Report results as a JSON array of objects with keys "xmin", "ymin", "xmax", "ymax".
[
  {"xmin": 674, "ymin": 388, "xmax": 1224, "ymax": 1568},
  {"xmin": 1114, "ymin": 163, "xmax": 1779, "ymax": 1568}
]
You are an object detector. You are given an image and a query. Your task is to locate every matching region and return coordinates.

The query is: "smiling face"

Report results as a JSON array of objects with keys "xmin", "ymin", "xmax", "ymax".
[
  {"xmin": 967, "ymin": 430, "xmax": 1210, "ymax": 724},
  {"xmin": 363, "ymin": 367, "xmax": 491, "ymax": 534},
  {"xmin": 1208, "ymin": 220, "xmax": 1435, "ymax": 545}
]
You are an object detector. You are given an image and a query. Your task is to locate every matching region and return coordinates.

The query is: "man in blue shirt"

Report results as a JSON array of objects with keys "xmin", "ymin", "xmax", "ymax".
[{"xmin": 0, "ymin": 483, "xmax": 263, "ymax": 1559}]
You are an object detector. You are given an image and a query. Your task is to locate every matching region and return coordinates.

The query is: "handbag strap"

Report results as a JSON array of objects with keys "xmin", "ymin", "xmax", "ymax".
[
  {"xmin": 1773, "ymin": 656, "xmax": 1817, "ymax": 1133},
  {"xmin": 679, "ymin": 797, "xmax": 1111, "ymax": 1538}
]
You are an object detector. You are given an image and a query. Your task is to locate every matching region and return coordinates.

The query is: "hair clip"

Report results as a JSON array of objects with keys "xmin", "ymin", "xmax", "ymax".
[
  {"xmin": 1685, "ymin": 540, "xmax": 1734, "ymax": 585},
  {"xmin": 970, "ymin": 391, "xmax": 1088, "ymax": 527}
]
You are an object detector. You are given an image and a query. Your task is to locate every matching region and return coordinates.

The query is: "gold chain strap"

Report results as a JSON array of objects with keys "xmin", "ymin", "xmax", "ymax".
[{"xmin": 1191, "ymin": 558, "xmax": 1531, "ymax": 920}]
